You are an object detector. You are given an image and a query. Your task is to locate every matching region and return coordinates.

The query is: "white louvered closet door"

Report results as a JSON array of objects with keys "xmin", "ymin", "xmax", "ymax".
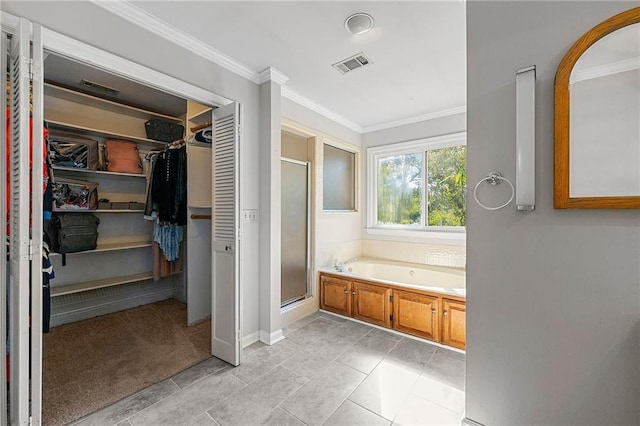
[
  {"xmin": 211, "ymin": 102, "xmax": 241, "ymax": 366},
  {"xmin": 0, "ymin": 29, "xmax": 8, "ymax": 426},
  {"xmin": 8, "ymin": 18, "xmax": 45, "ymax": 425},
  {"xmin": 3, "ymin": 19, "xmax": 43, "ymax": 425}
]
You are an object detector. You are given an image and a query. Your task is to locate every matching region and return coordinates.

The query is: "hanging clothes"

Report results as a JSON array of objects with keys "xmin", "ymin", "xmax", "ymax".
[
  {"xmin": 151, "ymin": 144, "xmax": 187, "ymax": 226},
  {"xmin": 145, "ymin": 142, "xmax": 187, "ymax": 276}
]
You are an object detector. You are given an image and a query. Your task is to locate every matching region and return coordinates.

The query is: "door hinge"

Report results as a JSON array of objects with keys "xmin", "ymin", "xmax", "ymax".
[
  {"xmin": 389, "ymin": 295, "xmax": 394, "ymax": 303},
  {"xmin": 236, "ymin": 125, "xmax": 242, "ymax": 135},
  {"xmin": 390, "ymin": 314, "xmax": 393, "ymax": 322}
]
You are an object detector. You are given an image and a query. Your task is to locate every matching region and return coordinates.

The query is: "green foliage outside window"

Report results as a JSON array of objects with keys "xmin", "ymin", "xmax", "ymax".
[
  {"xmin": 376, "ymin": 146, "xmax": 466, "ymax": 228},
  {"xmin": 427, "ymin": 146, "xmax": 467, "ymax": 226}
]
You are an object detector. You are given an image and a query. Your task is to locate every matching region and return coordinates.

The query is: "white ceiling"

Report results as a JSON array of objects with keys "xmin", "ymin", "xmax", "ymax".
[{"xmin": 111, "ymin": 1, "xmax": 467, "ymax": 132}]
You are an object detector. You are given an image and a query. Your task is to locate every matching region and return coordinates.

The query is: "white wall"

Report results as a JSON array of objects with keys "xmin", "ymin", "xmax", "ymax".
[
  {"xmin": 2, "ymin": 1, "xmax": 262, "ymax": 343},
  {"xmin": 466, "ymin": 2, "xmax": 640, "ymax": 425}
]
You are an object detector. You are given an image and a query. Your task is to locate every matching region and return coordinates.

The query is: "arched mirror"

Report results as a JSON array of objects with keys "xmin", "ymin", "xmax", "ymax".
[{"xmin": 554, "ymin": 7, "xmax": 640, "ymax": 208}]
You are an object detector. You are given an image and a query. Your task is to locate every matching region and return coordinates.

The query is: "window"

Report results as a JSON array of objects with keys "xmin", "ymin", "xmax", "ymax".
[
  {"xmin": 368, "ymin": 132, "xmax": 466, "ymax": 234},
  {"xmin": 323, "ymin": 144, "xmax": 356, "ymax": 211}
]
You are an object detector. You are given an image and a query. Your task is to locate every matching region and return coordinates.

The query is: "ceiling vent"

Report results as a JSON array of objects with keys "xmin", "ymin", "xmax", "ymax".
[
  {"xmin": 79, "ymin": 79, "xmax": 120, "ymax": 96},
  {"xmin": 332, "ymin": 52, "xmax": 373, "ymax": 75}
]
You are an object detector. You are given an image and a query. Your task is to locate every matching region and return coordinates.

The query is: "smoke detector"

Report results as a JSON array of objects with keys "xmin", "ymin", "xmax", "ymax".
[
  {"xmin": 332, "ymin": 52, "xmax": 373, "ymax": 75},
  {"xmin": 344, "ymin": 13, "xmax": 374, "ymax": 35}
]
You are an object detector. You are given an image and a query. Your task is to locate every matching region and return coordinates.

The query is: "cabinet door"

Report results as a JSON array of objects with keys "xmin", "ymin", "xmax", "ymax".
[
  {"xmin": 392, "ymin": 290, "xmax": 439, "ymax": 341},
  {"xmin": 352, "ymin": 281, "xmax": 392, "ymax": 328},
  {"xmin": 441, "ymin": 298, "xmax": 466, "ymax": 350},
  {"xmin": 320, "ymin": 275, "xmax": 351, "ymax": 317}
]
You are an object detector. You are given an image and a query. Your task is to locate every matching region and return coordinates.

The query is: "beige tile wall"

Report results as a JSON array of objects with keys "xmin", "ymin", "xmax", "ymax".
[{"xmin": 361, "ymin": 239, "xmax": 466, "ymax": 268}]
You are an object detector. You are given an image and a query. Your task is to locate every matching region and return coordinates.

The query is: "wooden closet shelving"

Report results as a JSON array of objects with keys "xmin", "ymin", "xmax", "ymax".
[{"xmin": 45, "ymin": 81, "xmax": 186, "ymax": 302}]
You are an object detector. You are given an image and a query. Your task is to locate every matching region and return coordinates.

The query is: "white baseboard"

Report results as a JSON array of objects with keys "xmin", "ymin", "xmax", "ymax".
[
  {"xmin": 242, "ymin": 331, "xmax": 260, "ymax": 348},
  {"xmin": 462, "ymin": 417, "xmax": 484, "ymax": 426},
  {"xmin": 259, "ymin": 329, "xmax": 285, "ymax": 345}
]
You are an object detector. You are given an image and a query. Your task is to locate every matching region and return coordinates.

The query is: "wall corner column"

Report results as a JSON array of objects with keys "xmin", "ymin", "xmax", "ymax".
[{"xmin": 258, "ymin": 67, "xmax": 289, "ymax": 344}]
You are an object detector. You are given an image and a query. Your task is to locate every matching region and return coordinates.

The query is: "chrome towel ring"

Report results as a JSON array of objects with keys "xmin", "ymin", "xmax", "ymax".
[{"xmin": 473, "ymin": 172, "xmax": 515, "ymax": 211}]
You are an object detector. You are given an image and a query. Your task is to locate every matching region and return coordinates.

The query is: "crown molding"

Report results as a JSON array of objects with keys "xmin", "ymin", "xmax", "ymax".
[
  {"xmin": 257, "ymin": 67, "xmax": 290, "ymax": 85},
  {"xmin": 571, "ymin": 56, "xmax": 639, "ymax": 84},
  {"xmin": 362, "ymin": 105, "xmax": 467, "ymax": 133},
  {"xmin": 89, "ymin": 0, "xmax": 259, "ymax": 83},
  {"xmin": 281, "ymin": 86, "xmax": 363, "ymax": 133}
]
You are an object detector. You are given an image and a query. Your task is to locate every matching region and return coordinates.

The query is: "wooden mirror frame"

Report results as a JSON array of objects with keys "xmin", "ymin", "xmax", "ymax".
[{"xmin": 554, "ymin": 7, "xmax": 640, "ymax": 209}]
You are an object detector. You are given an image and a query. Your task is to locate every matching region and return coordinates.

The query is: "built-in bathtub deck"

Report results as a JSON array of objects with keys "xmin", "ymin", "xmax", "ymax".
[{"xmin": 319, "ymin": 258, "xmax": 466, "ymax": 350}]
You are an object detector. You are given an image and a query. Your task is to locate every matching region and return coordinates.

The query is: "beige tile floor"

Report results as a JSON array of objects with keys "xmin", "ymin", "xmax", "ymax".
[{"xmin": 73, "ymin": 311, "xmax": 465, "ymax": 426}]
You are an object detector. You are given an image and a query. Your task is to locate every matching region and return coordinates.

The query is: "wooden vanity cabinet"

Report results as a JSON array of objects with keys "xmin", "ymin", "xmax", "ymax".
[
  {"xmin": 320, "ymin": 274, "xmax": 352, "ymax": 317},
  {"xmin": 441, "ymin": 298, "xmax": 466, "ymax": 350},
  {"xmin": 319, "ymin": 272, "xmax": 466, "ymax": 350},
  {"xmin": 352, "ymin": 281, "xmax": 392, "ymax": 328},
  {"xmin": 392, "ymin": 289, "xmax": 439, "ymax": 341}
]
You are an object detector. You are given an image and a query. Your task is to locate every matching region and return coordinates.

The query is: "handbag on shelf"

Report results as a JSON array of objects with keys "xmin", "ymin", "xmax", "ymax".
[{"xmin": 103, "ymin": 140, "xmax": 143, "ymax": 174}]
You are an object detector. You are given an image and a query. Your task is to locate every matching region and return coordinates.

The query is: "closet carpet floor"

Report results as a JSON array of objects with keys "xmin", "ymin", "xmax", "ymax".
[{"xmin": 42, "ymin": 299, "xmax": 211, "ymax": 426}]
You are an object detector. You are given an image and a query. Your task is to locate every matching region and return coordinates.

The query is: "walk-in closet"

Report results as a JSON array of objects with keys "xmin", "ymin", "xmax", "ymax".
[{"xmin": 3, "ymin": 18, "xmax": 242, "ymax": 424}]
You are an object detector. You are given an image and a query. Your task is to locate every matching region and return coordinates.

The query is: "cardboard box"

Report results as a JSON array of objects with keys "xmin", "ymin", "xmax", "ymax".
[
  {"xmin": 129, "ymin": 202, "xmax": 145, "ymax": 210},
  {"xmin": 111, "ymin": 202, "xmax": 129, "ymax": 210}
]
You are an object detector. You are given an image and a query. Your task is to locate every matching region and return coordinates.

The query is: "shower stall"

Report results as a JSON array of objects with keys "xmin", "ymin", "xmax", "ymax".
[{"xmin": 280, "ymin": 158, "xmax": 310, "ymax": 307}]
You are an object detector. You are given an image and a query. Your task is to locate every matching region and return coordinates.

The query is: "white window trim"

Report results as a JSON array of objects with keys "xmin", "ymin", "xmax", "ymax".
[{"xmin": 366, "ymin": 132, "xmax": 467, "ymax": 243}]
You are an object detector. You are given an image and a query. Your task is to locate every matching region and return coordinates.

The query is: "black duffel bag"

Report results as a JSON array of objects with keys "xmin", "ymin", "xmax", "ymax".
[{"xmin": 48, "ymin": 213, "xmax": 100, "ymax": 254}]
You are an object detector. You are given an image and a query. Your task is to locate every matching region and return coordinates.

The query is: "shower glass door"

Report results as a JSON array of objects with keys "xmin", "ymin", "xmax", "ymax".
[{"xmin": 281, "ymin": 158, "xmax": 310, "ymax": 307}]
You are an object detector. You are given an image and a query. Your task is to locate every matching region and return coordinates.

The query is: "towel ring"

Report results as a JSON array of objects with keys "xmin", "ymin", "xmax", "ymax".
[{"xmin": 473, "ymin": 172, "xmax": 515, "ymax": 211}]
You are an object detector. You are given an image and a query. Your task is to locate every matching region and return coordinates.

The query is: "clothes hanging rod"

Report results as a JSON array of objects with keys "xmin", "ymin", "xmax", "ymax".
[{"xmin": 190, "ymin": 214, "xmax": 211, "ymax": 220}]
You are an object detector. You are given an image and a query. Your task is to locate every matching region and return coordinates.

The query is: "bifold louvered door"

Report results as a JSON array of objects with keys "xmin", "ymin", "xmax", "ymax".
[
  {"xmin": 7, "ymin": 18, "xmax": 45, "ymax": 425},
  {"xmin": 211, "ymin": 102, "xmax": 241, "ymax": 366}
]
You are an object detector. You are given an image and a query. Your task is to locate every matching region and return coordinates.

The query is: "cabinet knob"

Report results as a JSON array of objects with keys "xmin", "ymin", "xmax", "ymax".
[
  {"xmin": 344, "ymin": 290, "xmax": 348, "ymax": 294},
  {"xmin": 352, "ymin": 291, "xmax": 356, "ymax": 295},
  {"xmin": 431, "ymin": 308, "xmax": 436, "ymax": 314},
  {"xmin": 443, "ymin": 311, "xmax": 448, "ymax": 316}
]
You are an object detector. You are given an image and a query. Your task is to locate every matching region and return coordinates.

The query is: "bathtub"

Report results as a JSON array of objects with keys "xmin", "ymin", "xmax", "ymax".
[{"xmin": 324, "ymin": 258, "xmax": 466, "ymax": 297}]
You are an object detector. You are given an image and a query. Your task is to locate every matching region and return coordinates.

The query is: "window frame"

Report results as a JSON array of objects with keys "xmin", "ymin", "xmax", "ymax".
[
  {"xmin": 322, "ymin": 140, "xmax": 359, "ymax": 213},
  {"xmin": 366, "ymin": 132, "xmax": 467, "ymax": 243}
]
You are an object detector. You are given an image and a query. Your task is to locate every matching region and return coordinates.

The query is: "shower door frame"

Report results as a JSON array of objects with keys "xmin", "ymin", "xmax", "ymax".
[{"xmin": 280, "ymin": 157, "xmax": 312, "ymax": 307}]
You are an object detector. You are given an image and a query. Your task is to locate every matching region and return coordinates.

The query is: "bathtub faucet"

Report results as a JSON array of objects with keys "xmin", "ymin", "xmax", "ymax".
[{"xmin": 334, "ymin": 257, "xmax": 357, "ymax": 272}]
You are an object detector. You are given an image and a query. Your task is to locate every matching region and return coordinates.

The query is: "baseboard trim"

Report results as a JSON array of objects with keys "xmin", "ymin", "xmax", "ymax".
[
  {"xmin": 242, "ymin": 331, "xmax": 260, "ymax": 348},
  {"xmin": 462, "ymin": 417, "xmax": 484, "ymax": 426},
  {"xmin": 259, "ymin": 329, "xmax": 285, "ymax": 345}
]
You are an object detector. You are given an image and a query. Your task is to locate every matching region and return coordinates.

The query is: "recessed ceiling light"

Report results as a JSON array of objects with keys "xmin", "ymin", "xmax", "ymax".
[{"xmin": 345, "ymin": 13, "xmax": 374, "ymax": 35}]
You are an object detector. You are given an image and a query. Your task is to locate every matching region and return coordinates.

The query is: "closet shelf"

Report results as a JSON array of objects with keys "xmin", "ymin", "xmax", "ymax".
[
  {"xmin": 187, "ymin": 106, "xmax": 213, "ymax": 125},
  {"xmin": 52, "ymin": 208, "xmax": 145, "ymax": 213},
  {"xmin": 52, "ymin": 166, "xmax": 146, "ymax": 179},
  {"xmin": 50, "ymin": 241, "xmax": 152, "ymax": 257},
  {"xmin": 44, "ymin": 83, "xmax": 182, "ymax": 123},
  {"xmin": 47, "ymin": 120, "xmax": 171, "ymax": 148},
  {"xmin": 50, "ymin": 270, "xmax": 183, "ymax": 297},
  {"xmin": 187, "ymin": 141, "xmax": 212, "ymax": 148}
]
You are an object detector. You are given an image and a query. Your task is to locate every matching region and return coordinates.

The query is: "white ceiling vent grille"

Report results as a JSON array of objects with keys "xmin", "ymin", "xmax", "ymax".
[
  {"xmin": 79, "ymin": 79, "xmax": 120, "ymax": 96},
  {"xmin": 332, "ymin": 52, "xmax": 373, "ymax": 75}
]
